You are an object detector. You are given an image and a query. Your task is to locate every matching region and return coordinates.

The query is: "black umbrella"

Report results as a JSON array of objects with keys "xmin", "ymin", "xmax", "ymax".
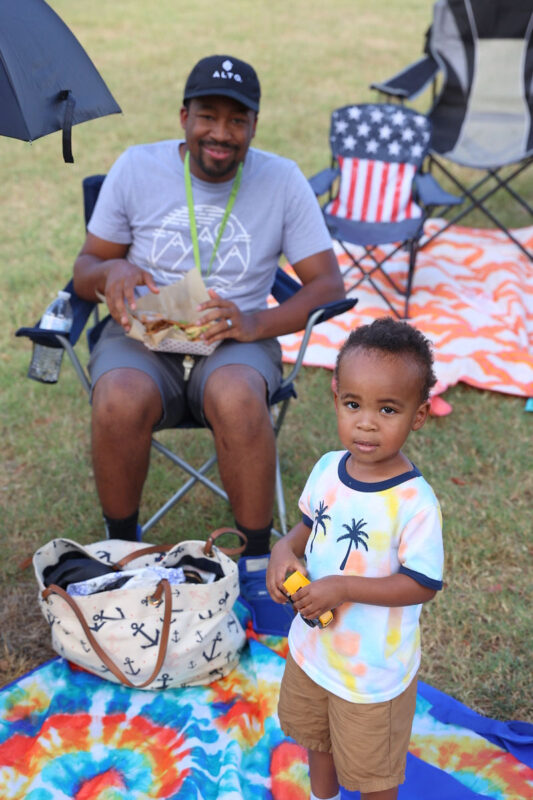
[{"xmin": 0, "ymin": 0, "xmax": 121, "ymax": 162}]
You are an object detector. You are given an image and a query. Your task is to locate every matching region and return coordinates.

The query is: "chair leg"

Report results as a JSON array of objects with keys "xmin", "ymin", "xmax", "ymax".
[
  {"xmin": 142, "ymin": 425, "xmax": 290, "ymax": 538},
  {"xmin": 404, "ymin": 239, "xmax": 418, "ymax": 319},
  {"xmin": 140, "ymin": 399, "xmax": 292, "ymax": 537},
  {"xmin": 274, "ymin": 454, "xmax": 287, "ymax": 538},
  {"xmin": 141, "ymin": 443, "xmax": 226, "ymax": 534},
  {"xmin": 270, "ymin": 401, "xmax": 289, "ymax": 537},
  {"xmin": 339, "ymin": 240, "xmax": 417, "ymax": 318},
  {"xmin": 57, "ymin": 335, "xmax": 91, "ymax": 395},
  {"xmin": 423, "ymin": 157, "xmax": 533, "ymax": 260},
  {"xmin": 490, "ymin": 167, "xmax": 533, "ymax": 217}
]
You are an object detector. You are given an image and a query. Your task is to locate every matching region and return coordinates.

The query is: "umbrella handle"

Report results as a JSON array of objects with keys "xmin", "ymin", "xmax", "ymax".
[{"xmin": 59, "ymin": 89, "xmax": 75, "ymax": 163}]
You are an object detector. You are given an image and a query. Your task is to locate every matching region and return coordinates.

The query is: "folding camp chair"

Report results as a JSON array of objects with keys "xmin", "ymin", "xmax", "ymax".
[
  {"xmin": 309, "ymin": 102, "xmax": 461, "ymax": 318},
  {"xmin": 16, "ymin": 174, "xmax": 356, "ymax": 539},
  {"xmin": 371, "ymin": 0, "xmax": 533, "ymax": 260}
]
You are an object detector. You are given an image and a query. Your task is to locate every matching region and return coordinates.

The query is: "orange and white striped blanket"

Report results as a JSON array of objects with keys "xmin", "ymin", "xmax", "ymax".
[{"xmin": 279, "ymin": 221, "xmax": 533, "ymax": 413}]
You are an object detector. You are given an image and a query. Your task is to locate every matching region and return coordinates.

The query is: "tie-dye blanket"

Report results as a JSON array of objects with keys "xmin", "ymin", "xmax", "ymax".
[
  {"xmin": 279, "ymin": 222, "xmax": 533, "ymax": 408},
  {"xmin": 1, "ymin": 605, "xmax": 531, "ymax": 800}
]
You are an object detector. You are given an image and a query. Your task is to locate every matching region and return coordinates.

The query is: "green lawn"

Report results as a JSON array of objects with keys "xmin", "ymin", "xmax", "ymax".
[{"xmin": 0, "ymin": 0, "xmax": 531, "ymax": 722}]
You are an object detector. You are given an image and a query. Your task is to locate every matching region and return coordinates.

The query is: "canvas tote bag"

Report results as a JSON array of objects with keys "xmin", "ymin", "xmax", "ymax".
[{"xmin": 33, "ymin": 529, "xmax": 247, "ymax": 690}]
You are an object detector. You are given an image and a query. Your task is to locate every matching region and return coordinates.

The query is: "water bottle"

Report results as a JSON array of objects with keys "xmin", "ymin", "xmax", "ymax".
[{"xmin": 28, "ymin": 290, "xmax": 73, "ymax": 383}]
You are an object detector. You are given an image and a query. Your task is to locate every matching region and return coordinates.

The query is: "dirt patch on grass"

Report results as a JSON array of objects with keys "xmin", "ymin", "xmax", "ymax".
[{"xmin": 0, "ymin": 579, "xmax": 55, "ymax": 688}]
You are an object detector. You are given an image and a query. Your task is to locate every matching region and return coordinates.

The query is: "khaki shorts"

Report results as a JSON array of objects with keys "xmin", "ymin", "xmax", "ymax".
[{"xmin": 278, "ymin": 651, "xmax": 417, "ymax": 794}]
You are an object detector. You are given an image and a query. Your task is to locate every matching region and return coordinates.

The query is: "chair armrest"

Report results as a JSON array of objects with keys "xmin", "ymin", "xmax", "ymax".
[
  {"xmin": 414, "ymin": 172, "xmax": 463, "ymax": 207},
  {"xmin": 308, "ymin": 167, "xmax": 340, "ymax": 197},
  {"xmin": 370, "ymin": 55, "xmax": 439, "ymax": 100},
  {"xmin": 271, "ymin": 267, "xmax": 356, "ymax": 323},
  {"xmin": 280, "ymin": 297, "xmax": 358, "ymax": 388},
  {"xmin": 308, "ymin": 297, "xmax": 358, "ymax": 325},
  {"xmin": 15, "ymin": 278, "xmax": 97, "ymax": 348}
]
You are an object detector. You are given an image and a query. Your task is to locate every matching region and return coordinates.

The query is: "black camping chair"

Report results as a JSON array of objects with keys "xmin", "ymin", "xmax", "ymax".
[
  {"xmin": 308, "ymin": 102, "xmax": 461, "ymax": 319},
  {"xmin": 371, "ymin": 0, "xmax": 533, "ymax": 261},
  {"xmin": 16, "ymin": 175, "xmax": 356, "ymax": 538}
]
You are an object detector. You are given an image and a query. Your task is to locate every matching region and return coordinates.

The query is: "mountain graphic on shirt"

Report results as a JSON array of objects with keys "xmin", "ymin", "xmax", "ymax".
[{"xmin": 150, "ymin": 204, "xmax": 251, "ymax": 286}]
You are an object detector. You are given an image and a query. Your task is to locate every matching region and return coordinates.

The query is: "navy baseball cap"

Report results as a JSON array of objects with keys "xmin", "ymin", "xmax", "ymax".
[{"xmin": 183, "ymin": 55, "xmax": 261, "ymax": 112}]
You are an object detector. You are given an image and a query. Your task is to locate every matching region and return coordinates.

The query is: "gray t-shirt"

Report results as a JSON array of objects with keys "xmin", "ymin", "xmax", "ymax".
[{"xmin": 88, "ymin": 140, "xmax": 333, "ymax": 314}]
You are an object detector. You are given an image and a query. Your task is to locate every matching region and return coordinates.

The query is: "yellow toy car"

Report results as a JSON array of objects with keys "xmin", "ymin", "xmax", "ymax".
[{"xmin": 282, "ymin": 570, "xmax": 333, "ymax": 629}]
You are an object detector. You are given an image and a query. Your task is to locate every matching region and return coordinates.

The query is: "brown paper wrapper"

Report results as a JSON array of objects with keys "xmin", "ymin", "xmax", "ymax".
[{"xmin": 127, "ymin": 271, "xmax": 219, "ymax": 355}]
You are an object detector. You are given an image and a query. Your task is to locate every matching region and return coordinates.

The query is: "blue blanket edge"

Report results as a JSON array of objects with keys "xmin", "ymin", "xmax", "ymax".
[{"xmin": 417, "ymin": 680, "xmax": 533, "ymax": 768}]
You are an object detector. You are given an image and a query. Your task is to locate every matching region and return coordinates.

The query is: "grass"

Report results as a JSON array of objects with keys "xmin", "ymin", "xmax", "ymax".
[{"xmin": 0, "ymin": 0, "xmax": 531, "ymax": 723}]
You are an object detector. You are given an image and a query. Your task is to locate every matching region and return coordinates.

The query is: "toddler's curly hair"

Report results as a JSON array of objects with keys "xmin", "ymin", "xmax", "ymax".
[{"xmin": 334, "ymin": 317, "xmax": 437, "ymax": 403}]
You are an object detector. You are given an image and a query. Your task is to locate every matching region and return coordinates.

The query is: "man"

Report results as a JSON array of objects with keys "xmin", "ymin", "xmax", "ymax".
[{"xmin": 73, "ymin": 54, "xmax": 344, "ymax": 559}]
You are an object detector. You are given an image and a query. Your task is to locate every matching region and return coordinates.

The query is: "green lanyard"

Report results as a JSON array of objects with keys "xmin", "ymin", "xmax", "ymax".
[{"xmin": 184, "ymin": 150, "xmax": 243, "ymax": 277}]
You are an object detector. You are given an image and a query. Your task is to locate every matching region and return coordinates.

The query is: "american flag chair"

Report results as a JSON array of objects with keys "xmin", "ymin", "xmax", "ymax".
[{"xmin": 309, "ymin": 102, "xmax": 460, "ymax": 318}]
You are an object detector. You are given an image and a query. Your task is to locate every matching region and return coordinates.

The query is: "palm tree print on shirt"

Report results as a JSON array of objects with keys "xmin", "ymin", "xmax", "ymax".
[
  {"xmin": 337, "ymin": 518, "xmax": 369, "ymax": 570},
  {"xmin": 310, "ymin": 500, "xmax": 331, "ymax": 552}
]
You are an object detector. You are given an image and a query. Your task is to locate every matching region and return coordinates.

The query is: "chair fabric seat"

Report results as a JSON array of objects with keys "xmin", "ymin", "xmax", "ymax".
[{"xmin": 324, "ymin": 214, "xmax": 424, "ymax": 248}]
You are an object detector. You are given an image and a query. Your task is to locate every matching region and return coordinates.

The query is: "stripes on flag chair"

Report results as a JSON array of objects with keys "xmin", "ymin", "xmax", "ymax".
[{"xmin": 309, "ymin": 102, "xmax": 460, "ymax": 318}]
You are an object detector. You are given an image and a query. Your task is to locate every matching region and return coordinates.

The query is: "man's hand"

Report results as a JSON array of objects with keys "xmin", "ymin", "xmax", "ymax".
[
  {"xmin": 290, "ymin": 576, "xmax": 347, "ymax": 620},
  {"xmin": 103, "ymin": 259, "xmax": 159, "ymax": 330},
  {"xmin": 74, "ymin": 232, "xmax": 159, "ymax": 331},
  {"xmin": 196, "ymin": 289, "xmax": 259, "ymax": 344},
  {"xmin": 196, "ymin": 248, "xmax": 344, "ymax": 344},
  {"xmin": 266, "ymin": 537, "xmax": 307, "ymax": 604}
]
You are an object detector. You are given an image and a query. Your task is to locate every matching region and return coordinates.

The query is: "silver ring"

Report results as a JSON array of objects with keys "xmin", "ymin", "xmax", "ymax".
[{"xmin": 227, "ymin": 318, "xmax": 233, "ymax": 329}]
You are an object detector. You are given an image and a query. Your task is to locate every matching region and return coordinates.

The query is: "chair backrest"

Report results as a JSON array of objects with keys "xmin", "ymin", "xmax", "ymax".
[
  {"xmin": 325, "ymin": 103, "xmax": 431, "ymax": 225},
  {"xmin": 428, "ymin": 0, "xmax": 533, "ymax": 167},
  {"xmin": 83, "ymin": 174, "xmax": 106, "ymax": 226}
]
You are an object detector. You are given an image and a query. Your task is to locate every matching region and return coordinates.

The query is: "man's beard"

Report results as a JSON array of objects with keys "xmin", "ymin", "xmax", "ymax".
[{"xmin": 196, "ymin": 141, "xmax": 241, "ymax": 179}]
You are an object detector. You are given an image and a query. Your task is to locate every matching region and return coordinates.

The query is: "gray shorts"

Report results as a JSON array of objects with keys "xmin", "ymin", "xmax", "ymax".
[{"xmin": 88, "ymin": 318, "xmax": 283, "ymax": 431}]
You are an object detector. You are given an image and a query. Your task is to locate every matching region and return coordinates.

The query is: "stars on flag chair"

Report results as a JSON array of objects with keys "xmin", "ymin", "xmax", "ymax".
[
  {"xmin": 309, "ymin": 102, "xmax": 461, "ymax": 318},
  {"xmin": 370, "ymin": 0, "xmax": 533, "ymax": 261},
  {"xmin": 15, "ymin": 174, "xmax": 357, "ymax": 539}
]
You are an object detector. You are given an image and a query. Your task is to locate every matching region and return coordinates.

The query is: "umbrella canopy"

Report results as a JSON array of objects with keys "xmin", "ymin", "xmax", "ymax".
[{"xmin": 0, "ymin": 0, "xmax": 121, "ymax": 162}]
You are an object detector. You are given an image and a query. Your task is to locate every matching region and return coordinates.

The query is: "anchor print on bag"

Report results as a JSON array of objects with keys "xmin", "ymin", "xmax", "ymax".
[{"xmin": 33, "ymin": 532, "xmax": 247, "ymax": 690}]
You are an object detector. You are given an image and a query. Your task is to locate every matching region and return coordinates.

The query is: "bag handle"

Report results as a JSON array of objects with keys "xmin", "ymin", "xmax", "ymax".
[
  {"xmin": 205, "ymin": 527, "xmax": 247, "ymax": 557},
  {"xmin": 42, "ymin": 579, "xmax": 172, "ymax": 689},
  {"xmin": 116, "ymin": 527, "xmax": 247, "ymax": 568}
]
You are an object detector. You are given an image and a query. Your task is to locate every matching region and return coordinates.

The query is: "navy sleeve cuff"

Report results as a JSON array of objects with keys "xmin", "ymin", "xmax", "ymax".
[
  {"xmin": 302, "ymin": 513, "xmax": 313, "ymax": 529},
  {"xmin": 399, "ymin": 566, "xmax": 443, "ymax": 591}
]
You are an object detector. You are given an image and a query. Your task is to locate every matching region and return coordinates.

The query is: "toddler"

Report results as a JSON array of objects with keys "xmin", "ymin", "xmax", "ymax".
[{"xmin": 267, "ymin": 317, "xmax": 444, "ymax": 800}]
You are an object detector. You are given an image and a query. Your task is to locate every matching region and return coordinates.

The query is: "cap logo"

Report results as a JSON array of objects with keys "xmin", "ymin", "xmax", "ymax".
[{"xmin": 212, "ymin": 59, "xmax": 243, "ymax": 83}]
